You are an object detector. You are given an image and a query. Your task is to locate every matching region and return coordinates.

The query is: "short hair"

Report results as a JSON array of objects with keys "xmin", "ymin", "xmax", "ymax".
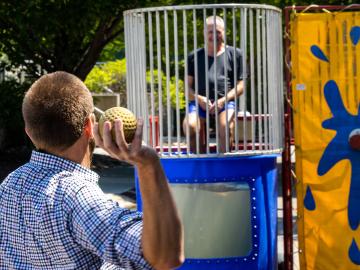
[
  {"xmin": 22, "ymin": 71, "xmax": 93, "ymax": 151},
  {"xmin": 206, "ymin": 16, "xmax": 225, "ymax": 30}
]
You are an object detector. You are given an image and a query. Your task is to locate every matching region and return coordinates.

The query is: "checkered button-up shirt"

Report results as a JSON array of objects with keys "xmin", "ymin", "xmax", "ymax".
[{"xmin": 0, "ymin": 151, "xmax": 153, "ymax": 270}]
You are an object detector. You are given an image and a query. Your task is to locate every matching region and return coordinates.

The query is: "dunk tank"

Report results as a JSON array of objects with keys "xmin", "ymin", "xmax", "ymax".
[{"xmin": 124, "ymin": 4, "xmax": 284, "ymax": 269}]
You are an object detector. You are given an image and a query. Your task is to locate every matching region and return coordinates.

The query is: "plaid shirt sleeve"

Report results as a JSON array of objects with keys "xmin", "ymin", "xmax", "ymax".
[{"xmin": 63, "ymin": 180, "xmax": 154, "ymax": 270}]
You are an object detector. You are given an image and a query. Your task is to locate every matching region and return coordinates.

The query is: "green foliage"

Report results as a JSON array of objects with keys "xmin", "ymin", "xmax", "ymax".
[
  {"xmin": 84, "ymin": 59, "xmax": 127, "ymax": 108},
  {"xmin": 0, "ymin": 0, "xmax": 152, "ymax": 80},
  {"xmin": 98, "ymin": 39, "xmax": 125, "ymax": 62},
  {"xmin": 85, "ymin": 59, "xmax": 126, "ymax": 93},
  {"xmin": 85, "ymin": 59, "xmax": 185, "ymax": 110},
  {"xmin": 146, "ymin": 69, "xmax": 185, "ymax": 111}
]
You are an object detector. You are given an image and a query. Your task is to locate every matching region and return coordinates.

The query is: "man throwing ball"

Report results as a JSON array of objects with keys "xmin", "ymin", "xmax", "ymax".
[{"xmin": 0, "ymin": 71, "xmax": 184, "ymax": 269}]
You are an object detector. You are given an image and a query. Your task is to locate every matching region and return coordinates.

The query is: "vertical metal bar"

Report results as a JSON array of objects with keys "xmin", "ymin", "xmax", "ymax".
[
  {"xmin": 203, "ymin": 8, "xmax": 210, "ymax": 154},
  {"xmin": 213, "ymin": 8, "xmax": 219, "ymax": 154},
  {"xmin": 267, "ymin": 10, "xmax": 274, "ymax": 150},
  {"xmin": 130, "ymin": 15, "xmax": 136, "ymax": 113},
  {"xmin": 269, "ymin": 11, "xmax": 273, "ymax": 150},
  {"xmin": 148, "ymin": 12, "xmax": 156, "ymax": 148},
  {"xmin": 249, "ymin": 9, "xmax": 255, "ymax": 150},
  {"xmin": 193, "ymin": 9, "xmax": 200, "ymax": 154},
  {"xmin": 164, "ymin": 10, "xmax": 172, "ymax": 154},
  {"xmin": 174, "ymin": 10, "xmax": 181, "ymax": 155},
  {"xmin": 183, "ymin": 10, "xmax": 190, "ymax": 156},
  {"xmin": 136, "ymin": 15, "xmax": 142, "ymax": 117},
  {"xmin": 223, "ymin": 9, "xmax": 229, "ymax": 153},
  {"xmin": 283, "ymin": 7, "xmax": 294, "ymax": 270},
  {"xmin": 269, "ymin": 11, "xmax": 275, "ymax": 149},
  {"xmin": 271, "ymin": 11, "xmax": 277, "ymax": 150},
  {"xmin": 256, "ymin": 9, "xmax": 263, "ymax": 150},
  {"xmin": 132, "ymin": 15, "xmax": 138, "ymax": 115},
  {"xmin": 278, "ymin": 12, "xmax": 285, "ymax": 150},
  {"xmin": 126, "ymin": 15, "xmax": 134, "ymax": 110},
  {"xmin": 262, "ymin": 9, "xmax": 268, "ymax": 150},
  {"xmin": 273, "ymin": 11, "xmax": 277, "ymax": 149},
  {"xmin": 241, "ymin": 8, "xmax": 248, "ymax": 150},
  {"xmin": 124, "ymin": 15, "xmax": 131, "ymax": 109},
  {"xmin": 232, "ymin": 7, "xmax": 239, "ymax": 152},
  {"xmin": 273, "ymin": 11, "xmax": 279, "ymax": 150},
  {"xmin": 266, "ymin": 10, "xmax": 272, "ymax": 149},
  {"xmin": 126, "ymin": 14, "xmax": 131, "ymax": 110},
  {"xmin": 156, "ymin": 11, "xmax": 163, "ymax": 154},
  {"xmin": 131, "ymin": 14, "xmax": 139, "ymax": 117},
  {"xmin": 133, "ymin": 15, "xmax": 138, "ymax": 113},
  {"xmin": 140, "ymin": 13, "xmax": 149, "ymax": 145}
]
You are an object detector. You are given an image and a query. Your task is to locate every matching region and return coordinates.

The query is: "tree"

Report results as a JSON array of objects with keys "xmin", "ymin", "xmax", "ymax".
[
  {"xmin": 0, "ymin": 0, "xmax": 179, "ymax": 149},
  {"xmin": 0, "ymin": 0, "xmax": 151, "ymax": 81}
]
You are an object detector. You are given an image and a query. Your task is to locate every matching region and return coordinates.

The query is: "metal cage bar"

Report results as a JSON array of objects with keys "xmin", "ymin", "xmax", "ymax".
[
  {"xmin": 147, "ymin": 12, "xmax": 156, "ymax": 148},
  {"xmin": 203, "ymin": 9, "xmax": 210, "ymax": 155}
]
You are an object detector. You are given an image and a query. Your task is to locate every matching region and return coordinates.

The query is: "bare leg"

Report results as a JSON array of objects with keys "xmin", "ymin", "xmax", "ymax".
[
  {"xmin": 218, "ymin": 109, "xmax": 235, "ymax": 153},
  {"xmin": 183, "ymin": 113, "xmax": 206, "ymax": 154}
]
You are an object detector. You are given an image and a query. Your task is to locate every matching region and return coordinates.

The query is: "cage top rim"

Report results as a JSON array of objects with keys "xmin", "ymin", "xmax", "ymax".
[
  {"xmin": 123, "ymin": 3, "xmax": 282, "ymax": 16},
  {"xmin": 157, "ymin": 149, "xmax": 283, "ymax": 159}
]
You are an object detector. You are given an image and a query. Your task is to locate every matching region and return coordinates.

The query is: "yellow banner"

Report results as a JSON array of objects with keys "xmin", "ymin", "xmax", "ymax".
[{"xmin": 291, "ymin": 12, "xmax": 360, "ymax": 269}]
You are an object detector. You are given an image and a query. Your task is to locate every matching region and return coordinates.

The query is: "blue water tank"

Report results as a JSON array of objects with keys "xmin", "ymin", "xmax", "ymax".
[{"xmin": 135, "ymin": 155, "xmax": 278, "ymax": 270}]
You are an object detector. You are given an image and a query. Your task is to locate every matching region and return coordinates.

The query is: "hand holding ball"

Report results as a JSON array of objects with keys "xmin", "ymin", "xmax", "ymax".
[{"xmin": 98, "ymin": 107, "xmax": 137, "ymax": 143}]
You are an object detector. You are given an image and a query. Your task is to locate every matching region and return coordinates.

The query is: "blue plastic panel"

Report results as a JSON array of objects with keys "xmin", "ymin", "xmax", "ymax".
[{"xmin": 135, "ymin": 155, "xmax": 278, "ymax": 270}]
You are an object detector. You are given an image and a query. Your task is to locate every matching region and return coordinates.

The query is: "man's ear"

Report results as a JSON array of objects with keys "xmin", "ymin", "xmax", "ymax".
[
  {"xmin": 24, "ymin": 127, "xmax": 39, "ymax": 148},
  {"xmin": 84, "ymin": 114, "xmax": 95, "ymax": 138},
  {"xmin": 25, "ymin": 127, "xmax": 34, "ymax": 142},
  {"xmin": 24, "ymin": 127, "xmax": 30, "ymax": 138}
]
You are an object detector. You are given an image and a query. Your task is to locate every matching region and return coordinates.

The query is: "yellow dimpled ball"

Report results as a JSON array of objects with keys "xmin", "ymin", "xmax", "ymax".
[{"xmin": 98, "ymin": 107, "xmax": 137, "ymax": 143}]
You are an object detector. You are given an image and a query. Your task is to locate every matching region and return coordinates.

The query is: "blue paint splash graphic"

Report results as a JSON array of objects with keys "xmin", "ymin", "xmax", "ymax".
[
  {"xmin": 318, "ymin": 80, "xmax": 360, "ymax": 231},
  {"xmin": 350, "ymin": 26, "xmax": 360, "ymax": 46},
  {"xmin": 312, "ymin": 25, "xmax": 360, "ymax": 266},
  {"xmin": 304, "ymin": 185, "xmax": 316, "ymax": 211},
  {"xmin": 319, "ymin": 80, "xmax": 360, "ymax": 266},
  {"xmin": 311, "ymin": 45, "xmax": 329, "ymax": 62},
  {"xmin": 349, "ymin": 238, "xmax": 360, "ymax": 265}
]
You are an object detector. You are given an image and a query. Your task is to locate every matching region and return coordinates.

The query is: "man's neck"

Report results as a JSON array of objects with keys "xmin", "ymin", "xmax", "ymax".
[
  {"xmin": 40, "ymin": 137, "xmax": 91, "ymax": 168},
  {"xmin": 207, "ymin": 43, "xmax": 225, "ymax": 57}
]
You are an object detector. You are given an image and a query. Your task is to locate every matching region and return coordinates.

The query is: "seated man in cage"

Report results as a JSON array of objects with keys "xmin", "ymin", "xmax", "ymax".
[{"xmin": 182, "ymin": 15, "xmax": 244, "ymax": 153}]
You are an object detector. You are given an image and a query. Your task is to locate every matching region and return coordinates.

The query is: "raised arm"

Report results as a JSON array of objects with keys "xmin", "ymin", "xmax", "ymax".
[
  {"xmin": 137, "ymin": 148, "xmax": 184, "ymax": 269},
  {"xmin": 93, "ymin": 118, "xmax": 184, "ymax": 269}
]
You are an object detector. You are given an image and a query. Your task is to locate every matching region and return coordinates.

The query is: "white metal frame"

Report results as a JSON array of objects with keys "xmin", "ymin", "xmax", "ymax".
[{"xmin": 124, "ymin": 4, "xmax": 284, "ymax": 158}]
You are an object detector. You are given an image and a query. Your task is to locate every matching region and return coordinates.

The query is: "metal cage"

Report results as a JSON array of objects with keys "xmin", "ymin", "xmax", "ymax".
[{"xmin": 124, "ymin": 4, "xmax": 284, "ymax": 157}]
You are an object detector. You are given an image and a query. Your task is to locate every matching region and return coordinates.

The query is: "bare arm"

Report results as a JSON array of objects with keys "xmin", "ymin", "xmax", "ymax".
[
  {"xmin": 138, "ymin": 151, "xmax": 184, "ymax": 270},
  {"xmin": 187, "ymin": 75, "xmax": 212, "ymax": 110},
  {"xmin": 210, "ymin": 80, "xmax": 244, "ymax": 113},
  {"xmin": 187, "ymin": 75, "xmax": 196, "ymax": 101},
  {"xmin": 94, "ymin": 119, "xmax": 184, "ymax": 269},
  {"xmin": 225, "ymin": 80, "xmax": 244, "ymax": 101}
]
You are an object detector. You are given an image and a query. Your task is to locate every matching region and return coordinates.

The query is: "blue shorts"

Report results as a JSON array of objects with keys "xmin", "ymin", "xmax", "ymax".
[{"xmin": 188, "ymin": 100, "xmax": 236, "ymax": 119}]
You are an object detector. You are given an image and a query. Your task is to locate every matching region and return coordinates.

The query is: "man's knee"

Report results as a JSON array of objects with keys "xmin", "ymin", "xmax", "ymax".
[
  {"xmin": 183, "ymin": 114, "xmax": 199, "ymax": 134},
  {"xmin": 219, "ymin": 119, "xmax": 234, "ymax": 130}
]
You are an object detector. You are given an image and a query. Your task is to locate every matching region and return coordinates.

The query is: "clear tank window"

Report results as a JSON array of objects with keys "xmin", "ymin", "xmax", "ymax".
[{"xmin": 170, "ymin": 182, "xmax": 252, "ymax": 258}]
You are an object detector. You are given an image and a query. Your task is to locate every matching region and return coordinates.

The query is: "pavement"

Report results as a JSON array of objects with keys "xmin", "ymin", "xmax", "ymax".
[{"xmin": 94, "ymin": 147, "xmax": 300, "ymax": 269}]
